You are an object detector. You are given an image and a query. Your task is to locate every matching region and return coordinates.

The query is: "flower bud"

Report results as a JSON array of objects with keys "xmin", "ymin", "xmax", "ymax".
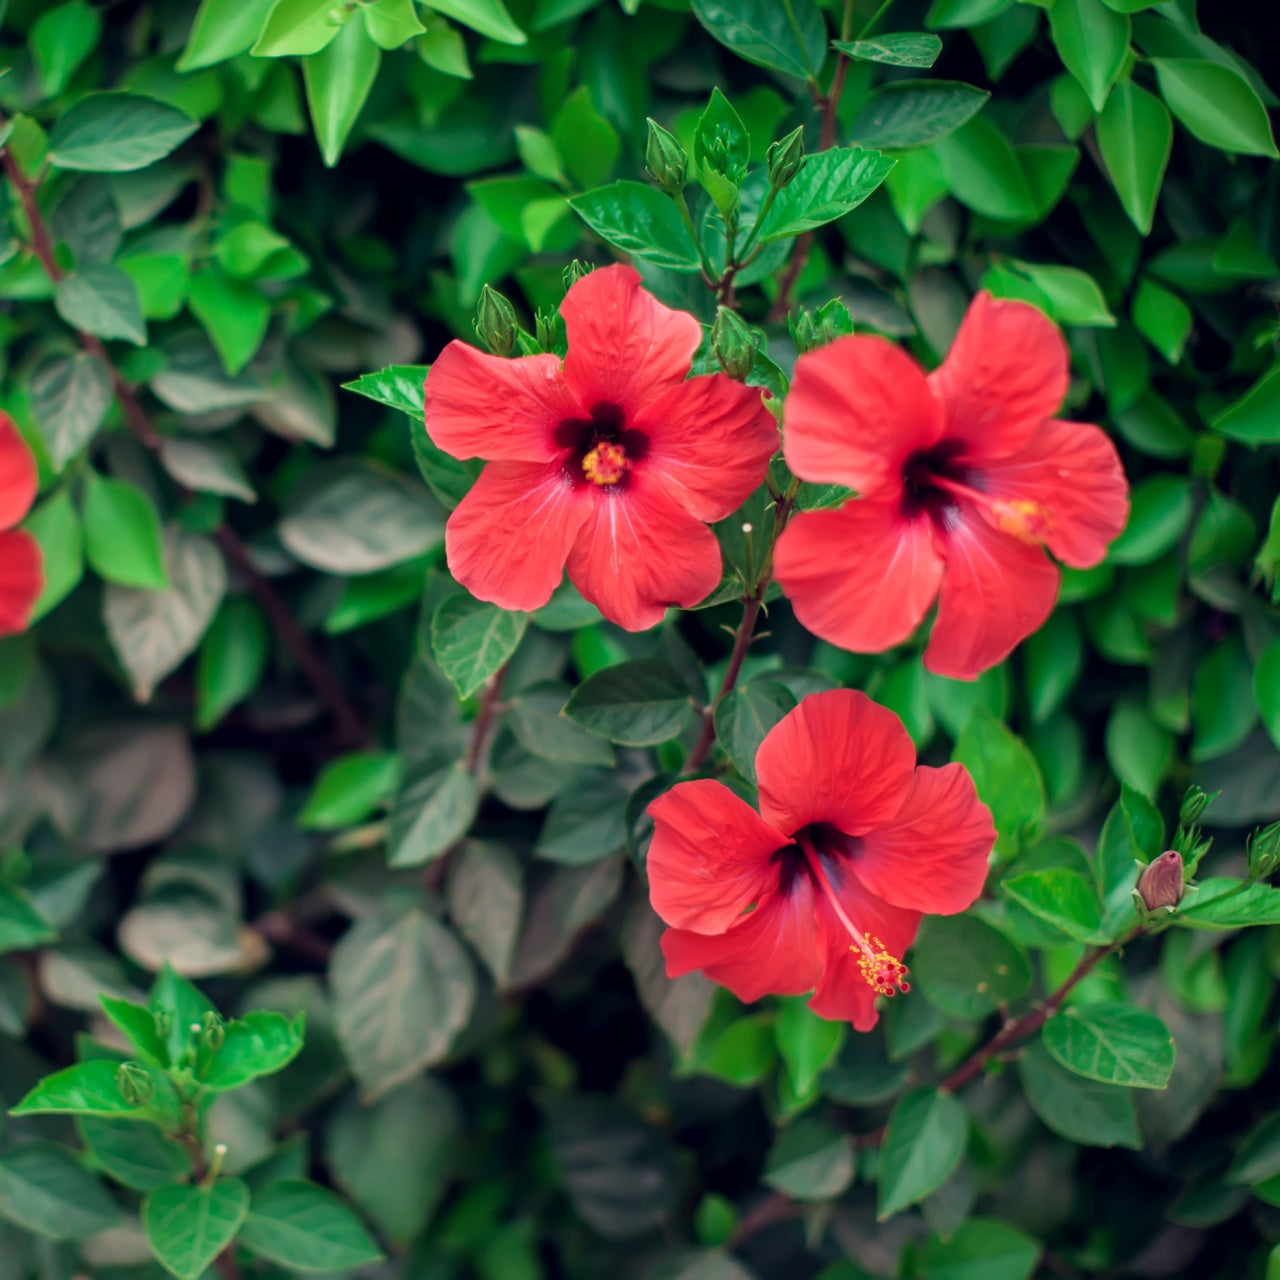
[
  {"xmin": 1249, "ymin": 819, "xmax": 1280, "ymax": 881},
  {"xmin": 562, "ymin": 259, "xmax": 591, "ymax": 292},
  {"xmin": 1136, "ymin": 850, "xmax": 1184, "ymax": 912},
  {"xmin": 201, "ymin": 1011, "xmax": 225, "ymax": 1052},
  {"xmin": 711, "ymin": 307, "xmax": 756, "ymax": 380},
  {"xmin": 474, "ymin": 284, "xmax": 518, "ymax": 357},
  {"xmin": 1179, "ymin": 785, "xmax": 1211, "ymax": 827},
  {"xmin": 791, "ymin": 309, "xmax": 820, "ymax": 355},
  {"xmin": 116, "ymin": 1062, "xmax": 155, "ymax": 1107},
  {"xmin": 767, "ymin": 126, "xmax": 806, "ymax": 190},
  {"xmin": 644, "ymin": 118, "xmax": 688, "ymax": 195},
  {"xmin": 535, "ymin": 307, "xmax": 563, "ymax": 354}
]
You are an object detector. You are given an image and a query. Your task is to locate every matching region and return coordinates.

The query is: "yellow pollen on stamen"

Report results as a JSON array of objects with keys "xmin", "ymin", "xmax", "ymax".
[
  {"xmin": 990, "ymin": 498, "xmax": 1050, "ymax": 546},
  {"xmin": 852, "ymin": 935, "xmax": 911, "ymax": 997},
  {"xmin": 582, "ymin": 441, "xmax": 629, "ymax": 486}
]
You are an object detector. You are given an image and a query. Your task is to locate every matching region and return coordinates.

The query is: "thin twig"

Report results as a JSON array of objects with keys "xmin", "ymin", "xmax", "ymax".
[
  {"xmin": 2, "ymin": 141, "xmax": 367, "ymax": 747},
  {"xmin": 464, "ymin": 665, "xmax": 508, "ymax": 776}
]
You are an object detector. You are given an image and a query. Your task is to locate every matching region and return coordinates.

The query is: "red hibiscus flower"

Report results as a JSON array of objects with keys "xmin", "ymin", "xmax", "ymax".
[
  {"xmin": 0, "ymin": 414, "xmax": 42, "ymax": 637},
  {"xmin": 647, "ymin": 689, "xmax": 994, "ymax": 1029},
  {"xmin": 773, "ymin": 292, "xmax": 1129, "ymax": 679},
  {"xmin": 423, "ymin": 265, "xmax": 778, "ymax": 631}
]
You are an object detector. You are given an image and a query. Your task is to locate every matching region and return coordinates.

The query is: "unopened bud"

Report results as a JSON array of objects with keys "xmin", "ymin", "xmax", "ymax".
[
  {"xmin": 562, "ymin": 259, "xmax": 591, "ymax": 293},
  {"xmin": 1249, "ymin": 819, "xmax": 1280, "ymax": 881},
  {"xmin": 1179, "ymin": 785, "xmax": 1211, "ymax": 827},
  {"xmin": 474, "ymin": 284, "xmax": 518, "ymax": 357},
  {"xmin": 711, "ymin": 307, "xmax": 756, "ymax": 380},
  {"xmin": 116, "ymin": 1062, "xmax": 156, "ymax": 1107},
  {"xmin": 201, "ymin": 1011, "xmax": 225, "ymax": 1052},
  {"xmin": 534, "ymin": 307, "xmax": 563, "ymax": 354},
  {"xmin": 791, "ymin": 309, "xmax": 820, "ymax": 355},
  {"xmin": 1136, "ymin": 850, "xmax": 1184, "ymax": 913},
  {"xmin": 644, "ymin": 118, "xmax": 688, "ymax": 195},
  {"xmin": 152, "ymin": 1007, "xmax": 172, "ymax": 1039},
  {"xmin": 767, "ymin": 126, "xmax": 806, "ymax": 190}
]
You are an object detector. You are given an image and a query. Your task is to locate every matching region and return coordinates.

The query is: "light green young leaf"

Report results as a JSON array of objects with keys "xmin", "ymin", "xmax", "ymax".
[
  {"xmin": 82, "ymin": 473, "xmax": 169, "ymax": 592},
  {"xmin": 302, "ymin": 17, "xmax": 382, "ymax": 167},
  {"xmin": 179, "ymin": 0, "xmax": 277, "ymax": 69},
  {"xmin": 143, "ymin": 1179, "xmax": 250, "ymax": 1280}
]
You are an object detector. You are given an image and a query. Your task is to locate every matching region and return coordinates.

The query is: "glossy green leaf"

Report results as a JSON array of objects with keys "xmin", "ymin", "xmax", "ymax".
[
  {"xmin": 877, "ymin": 1088, "xmax": 968, "ymax": 1219},
  {"xmin": 195, "ymin": 596, "xmax": 269, "ymax": 731},
  {"xmin": 143, "ymin": 1179, "xmax": 250, "ymax": 1280},
  {"xmin": 432, "ymin": 594, "xmax": 528, "ymax": 700},
  {"xmin": 713, "ymin": 678, "xmax": 796, "ymax": 784},
  {"xmin": 426, "ymin": 0, "xmax": 526, "ymax": 44},
  {"xmin": 774, "ymin": 997, "xmax": 845, "ymax": 1096},
  {"xmin": 835, "ymin": 32, "xmax": 942, "ymax": 68},
  {"xmin": 1002, "ymin": 868, "xmax": 1110, "ymax": 943},
  {"xmin": 48, "ymin": 93, "xmax": 199, "ymax": 172},
  {"xmin": 569, "ymin": 181, "xmax": 702, "ymax": 271},
  {"xmin": 952, "ymin": 708, "xmax": 1044, "ymax": 854},
  {"xmin": 690, "ymin": 0, "xmax": 827, "ymax": 80},
  {"xmin": 1096, "ymin": 83, "xmax": 1172, "ymax": 234},
  {"xmin": 911, "ymin": 915, "xmax": 1030, "ymax": 1019},
  {"xmin": 1153, "ymin": 58, "xmax": 1278, "ymax": 157},
  {"xmin": 303, "ymin": 18, "xmax": 382, "ymax": 167},
  {"xmin": 564, "ymin": 659, "xmax": 694, "ymax": 746},
  {"xmin": 299, "ymin": 752, "xmax": 402, "ymax": 828},
  {"xmin": 1213, "ymin": 362, "xmax": 1280, "ymax": 445},
  {"xmin": 1048, "ymin": 0, "xmax": 1130, "ymax": 112},
  {"xmin": 179, "ymin": 0, "xmax": 277, "ymax": 69},
  {"xmin": 1043, "ymin": 1002, "xmax": 1174, "ymax": 1088},
  {"xmin": 850, "ymin": 81, "xmax": 989, "ymax": 150},
  {"xmin": 11, "ymin": 1059, "xmax": 160, "ymax": 1118}
]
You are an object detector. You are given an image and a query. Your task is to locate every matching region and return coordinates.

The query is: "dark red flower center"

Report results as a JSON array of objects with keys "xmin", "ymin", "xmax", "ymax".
[
  {"xmin": 554, "ymin": 401, "xmax": 649, "ymax": 490},
  {"xmin": 772, "ymin": 824, "xmax": 910, "ymax": 997}
]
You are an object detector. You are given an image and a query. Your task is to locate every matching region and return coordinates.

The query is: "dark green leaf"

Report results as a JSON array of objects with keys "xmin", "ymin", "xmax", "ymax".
[
  {"xmin": 761, "ymin": 1121, "xmax": 854, "ymax": 1201},
  {"xmin": 713, "ymin": 678, "xmax": 796, "ymax": 784},
  {"xmin": 78, "ymin": 1117, "xmax": 189, "ymax": 1192},
  {"xmin": 850, "ymin": 81, "xmax": 989, "ymax": 149},
  {"xmin": 920, "ymin": 1217, "xmax": 1039, "ymax": 1280},
  {"xmin": 569, "ymin": 181, "xmax": 701, "ymax": 272},
  {"xmin": 1153, "ymin": 58, "xmax": 1278, "ymax": 157},
  {"xmin": 0, "ymin": 884, "xmax": 57, "ymax": 954},
  {"xmin": 911, "ymin": 915, "xmax": 1030, "ymax": 1019},
  {"xmin": 0, "ymin": 1142, "xmax": 120, "ymax": 1240},
  {"xmin": 389, "ymin": 760, "xmax": 480, "ymax": 867},
  {"xmin": 1043, "ymin": 1002, "xmax": 1175, "ymax": 1088},
  {"xmin": 1213, "ymin": 362, "xmax": 1280, "ymax": 445},
  {"xmin": 835, "ymin": 32, "xmax": 942, "ymax": 68},
  {"xmin": 29, "ymin": 351, "xmax": 112, "ymax": 470},
  {"xmin": 1096, "ymin": 82, "xmax": 1173, "ymax": 234},
  {"xmin": 1048, "ymin": 0, "xmax": 1130, "ymax": 112},
  {"xmin": 690, "ymin": 0, "xmax": 827, "ymax": 80},
  {"xmin": 877, "ymin": 1088, "xmax": 969, "ymax": 1219},
  {"xmin": 238, "ymin": 1178, "xmax": 383, "ymax": 1271},
  {"xmin": 1019, "ymin": 1041, "xmax": 1141, "ymax": 1147},
  {"xmin": 432, "ymin": 594, "xmax": 527, "ymax": 700},
  {"xmin": 55, "ymin": 263, "xmax": 146, "ymax": 345},
  {"xmin": 564, "ymin": 659, "xmax": 694, "ymax": 746},
  {"xmin": 143, "ymin": 1179, "xmax": 249, "ymax": 1280},
  {"xmin": 48, "ymin": 93, "xmax": 199, "ymax": 172},
  {"xmin": 302, "ymin": 18, "xmax": 382, "ymax": 167}
]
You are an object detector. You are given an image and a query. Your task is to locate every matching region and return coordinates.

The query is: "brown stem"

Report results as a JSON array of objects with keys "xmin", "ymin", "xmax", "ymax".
[
  {"xmin": 766, "ymin": 5, "xmax": 856, "ymax": 324},
  {"xmin": 728, "ymin": 1191, "xmax": 803, "ymax": 1247},
  {"xmin": 464, "ymin": 665, "xmax": 507, "ymax": 775},
  {"xmin": 2, "ymin": 142, "xmax": 367, "ymax": 747}
]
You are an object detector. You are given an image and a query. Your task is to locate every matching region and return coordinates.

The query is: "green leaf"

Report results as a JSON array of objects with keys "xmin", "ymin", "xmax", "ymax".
[
  {"xmin": 713, "ymin": 678, "xmax": 796, "ymax": 784},
  {"xmin": 103, "ymin": 529, "xmax": 227, "ymax": 702},
  {"xmin": 363, "ymin": 0, "xmax": 426, "ymax": 48},
  {"xmin": 550, "ymin": 86, "xmax": 620, "ymax": 189},
  {"xmin": 911, "ymin": 915, "xmax": 1030, "ymax": 1019},
  {"xmin": 1153, "ymin": 58, "xmax": 1278, "ymax": 157},
  {"xmin": 1096, "ymin": 82, "xmax": 1172, "ymax": 235},
  {"xmin": 932, "ymin": 116, "xmax": 1037, "ymax": 221},
  {"xmin": 279, "ymin": 466, "xmax": 443, "ymax": 574},
  {"xmin": 195, "ymin": 596, "xmax": 269, "ymax": 730},
  {"xmin": 1132, "ymin": 278, "xmax": 1191, "ymax": 363},
  {"xmin": 509, "ymin": 681, "xmax": 614, "ymax": 766},
  {"xmin": 31, "ymin": 1, "xmax": 103, "ymax": 99},
  {"xmin": 143, "ymin": 1179, "xmax": 250, "ymax": 1280},
  {"xmin": 11, "ymin": 1059, "xmax": 159, "ymax": 1118},
  {"xmin": 82, "ymin": 473, "xmax": 169, "ymax": 591},
  {"xmin": 48, "ymin": 93, "xmax": 199, "ymax": 172},
  {"xmin": 303, "ymin": 18, "xmax": 381, "ymax": 167},
  {"xmin": 179, "ymin": 0, "xmax": 277, "ymax": 69},
  {"xmin": 100, "ymin": 995, "xmax": 169, "ymax": 1066},
  {"xmin": 426, "ymin": 0, "xmax": 526, "ymax": 43},
  {"xmin": 877, "ymin": 1088, "xmax": 969, "ymax": 1220},
  {"xmin": 1043, "ymin": 1002, "xmax": 1175, "ymax": 1088},
  {"xmin": 952, "ymin": 708, "xmax": 1044, "ymax": 855},
  {"xmin": 761, "ymin": 1121, "xmax": 854, "ymax": 1201},
  {"xmin": 446, "ymin": 842, "xmax": 523, "ymax": 986},
  {"xmin": 202, "ymin": 1011, "xmax": 305, "ymax": 1090},
  {"xmin": 835, "ymin": 32, "xmax": 942, "ymax": 68},
  {"xmin": 1192, "ymin": 635, "xmax": 1257, "ymax": 762},
  {"xmin": 997, "ymin": 261, "xmax": 1115, "ymax": 327},
  {"xmin": 690, "ymin": 0, "xmax": 827, "ymax": 80},
  {"xmin": 237, "ymin": 1178, "xmax": 383, "ymax": 1271},
  {"xmin": 343, "ymin": 363, "xmax": 428, "ymax": 416},
  {"xmin": 564, "ymin": 659, "xmax": 694, "ymax": 746},
  {"xmin": 0, "ymin": 1142, "xmax": 120, "ymax": 1240},
  {"xmin": 28, "ymin": 351, "xmax": 112, "ymax": 471},
  {"xmin": 299, "ymin": 751, "xmax": 402, "ymax": 828},
  {"xmin": 753, "ymin": 146, "xmax": 895, "ymax": 240},
  {"xmin": 55, "ymin": 263, "xmax": 146, "ymax": 345},
  {"xmin": 536, "ymin": 774, "xmax": 628, "ymax": 864},
  {"xmin": 1019, "ymin": 1040, "xmax": 1140, "ymax": 1147},
  {"xmin": 1002, "ymin": 868, "xmax": 1110, "ymax": 943},
  {"xmin": 432, "ymin": 594, "xmax": 527, "ymax": 700},
  {"xmin": 186, "ymin": 267, "xmax": 270, "ymax": 375},
  {"xmin": 850, "ymin": 81, "xmax": 989, "ymax": 149},
  {"xmin": 1255, "ymin": 641, "xmax": 1280, "ymax": 749},
  {"xmin": 0, "ymin": 883, "xmax": 57, "ymax": 953},
  {"xmin": 1048, "ymin": 0, "xmax": 1130, "ymax": 112},
  {"xmin": 1022, "ymin": 609, "xmax": 1082, "ymax": 723},
  {"xmin": 1177, "ymin": 878, "xmax": 1280, "ymax": 930},
  {"xmin": 1094, "ymin": 783, "xmax": 1164, "ymax": 930},
  {"xmin": 78, "ymin": 1117, "xmax": 189, "ymax": 1192},
  {"xmin": 331, "ymin": 909, "xmax": 476, "ymax": 1100},
  {"xmin": 1108, "ymin": 474, "xmax": 1193, "ymax": 564},
  {"xmin": 159, "ymin": 438, "xmax": 256, "ymax": 504},
  {"xmin": 1104, "ymin": 700, "xmax": 1172, "ymax": 797},
  {"xmin": 389, "ymin": 759, "xmax": 480, "ymax": 867},
  {"xmin": 253, "ymin": 0, "xmax": 344, "ymax": 56},
  {"xmin": 1213, "ymin": 362, "xmax": 1280, "ymax": 446},
  {"xmin": 920, "ymin": 1217, "xmax": 1039, "ymax": 1280},
  {"xmin": 926, "ymin": 0, "xmax": 1011, "ymax": 26},
  {"xmin": 774, "ymin": 997, "xmax": 845, "ymax": 1096},
  {"xmin": 1227, "ymin": 1112, "xmax": 1280, "ymax": 1185},
  {"xmin": 569, "ymin": 181, "xmax": 701, "ymax": 272}
]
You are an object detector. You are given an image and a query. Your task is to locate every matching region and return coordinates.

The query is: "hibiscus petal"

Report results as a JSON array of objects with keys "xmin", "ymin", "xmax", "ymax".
[
  {"xmin": 851, "ymin": 763, "xmax": 994, "ymax": 915},
  {"xmin": 647, "ymin": 779, "xmax": 787, "ymax": 934},
  {"xmin": 773, "ymin": 501, "xmax": 944, "ymax": 655},
  {"xmin": 925, "ymin": 507, "xmax": 1060, "ymax": 679},
  {"xmin": 636, "ymin": 373, "xmax": 778, "ymax": 523},
  {"xmin": 424, "ymin": 342, "xmax": 574, "ymax": 462},
  {"xmin": 928, "ymin": 292, "xmax": 1069, "ymax": 460},
  {"xmin": 565, "ymin": 478, "xmax": 722, "ymax": 631},
  {"xmin": 783, "ymin": 336, "xmax": 942, "ymax": 499},
  {"xmin": 755, "ymin": 689, "xmax": 917, "ymax": 838},
  {"xmin": 0, "ymin": 530, "xmax": 41, "ymax": 636},
  {"xmin": 809, "ymin": 880, "xmax": 920, "ymax": 1030},
  {"xmin": 560, "ymin": 264, "xmax": 702, "ymax": 414},
  {"xmin": 445, "ymin": 461, "xmax": 593, "ymax": 613},
  {"xmin": 662, "ymin": 880, "xmax": 821, "ymax": 1004},
  {"xmin": 982, "ymin": 419, "xmax": 1129, "ymax": 568},
  {"xmin": 0, "ymin": 415, "xmax": 38, "ymax": 530}
]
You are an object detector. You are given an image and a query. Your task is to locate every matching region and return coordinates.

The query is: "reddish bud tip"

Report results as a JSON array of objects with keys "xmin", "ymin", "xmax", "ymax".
[{"xmin": 1137, "ymin": 849, "xmax": 1184, "ymax": 912}]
